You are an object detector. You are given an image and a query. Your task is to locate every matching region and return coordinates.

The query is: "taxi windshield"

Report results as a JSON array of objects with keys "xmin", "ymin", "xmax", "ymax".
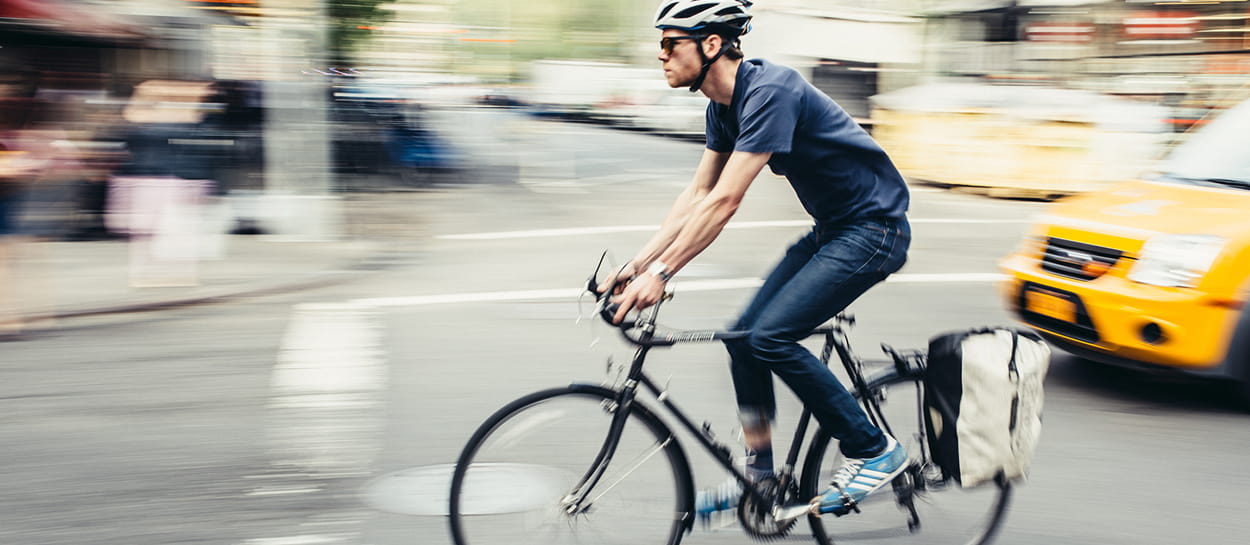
[{"xmin": 1160, "ymin": 99, "xmax": 1250, "ymax": 190}]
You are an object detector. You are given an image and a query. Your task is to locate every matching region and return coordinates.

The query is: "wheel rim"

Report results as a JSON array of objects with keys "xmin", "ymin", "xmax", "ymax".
[
  {"xmin": 450, "ymin": 390, "xmax": 687, "ymax": 545},
  {"xmin": 804, "ymin": 374, "xmax": 1012, "ymax": 545}
]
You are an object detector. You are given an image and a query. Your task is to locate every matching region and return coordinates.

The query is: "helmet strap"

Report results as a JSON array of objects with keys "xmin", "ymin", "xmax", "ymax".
[{"xmin": 688, "ymin": 37, "xmax": 731, "ymax": 93}]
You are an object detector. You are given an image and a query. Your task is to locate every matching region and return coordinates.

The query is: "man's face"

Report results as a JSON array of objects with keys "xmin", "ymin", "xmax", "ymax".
[{"xmin": 657, "ymin": 29, "xmax": 706, "ymax": 89}]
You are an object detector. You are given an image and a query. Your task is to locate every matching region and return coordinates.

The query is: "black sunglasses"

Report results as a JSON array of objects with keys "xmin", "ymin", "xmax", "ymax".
[{"xmin": 660, "ymin": 35, "xmax": 707, "ymax": 55}]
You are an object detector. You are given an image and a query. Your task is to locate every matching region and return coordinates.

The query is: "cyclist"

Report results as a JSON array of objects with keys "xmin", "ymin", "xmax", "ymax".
[{"xmin": 605, "ymin": 0, "xmax": 913, "ymax": 520}]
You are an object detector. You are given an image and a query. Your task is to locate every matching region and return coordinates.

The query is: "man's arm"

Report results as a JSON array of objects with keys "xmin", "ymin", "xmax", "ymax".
[
  {"xmin": 630, "ymin": 148, "xmax": 731, "ymax": 270},
  {"xmin": 598, "ymin": 148, "xmax": 729, "ymax": 292},
  {"xmin": 653, "ymin": 150, "xmax": 771, "ymax": 275},
  {"xmin": 612, "ymin": 150, "xmax": 772, "ymax": 322}
]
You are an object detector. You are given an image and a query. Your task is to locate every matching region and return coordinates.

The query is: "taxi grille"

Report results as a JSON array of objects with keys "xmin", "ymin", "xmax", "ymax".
[{"xmin": 1041, "ymin": 238, "xmax": 1122, "ymax": 280}]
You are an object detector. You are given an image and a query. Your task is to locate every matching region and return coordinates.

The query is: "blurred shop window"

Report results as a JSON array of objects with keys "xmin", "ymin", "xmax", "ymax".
[
  {"xmin": 812, "ymin": 60, "xmax": 879, "ymax": 125},
  {"xmin": 986, "ymin": 1, "xmax": 1024, "ymax": 42}
]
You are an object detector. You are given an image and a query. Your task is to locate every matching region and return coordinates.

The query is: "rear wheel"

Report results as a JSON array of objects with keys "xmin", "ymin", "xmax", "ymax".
[
  {"xmin": 448, "ymin": 385, "xmax": 693, "ymax": 545},
  {"xmin": 801, "ymin": 370, "xmax": 1012, "ymax": 545}
]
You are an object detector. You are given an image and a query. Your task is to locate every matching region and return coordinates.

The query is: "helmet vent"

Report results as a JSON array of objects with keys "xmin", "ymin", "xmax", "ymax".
[{"xmin": 676, "ymin": 4, "xmax": 717, "ymax": 19}]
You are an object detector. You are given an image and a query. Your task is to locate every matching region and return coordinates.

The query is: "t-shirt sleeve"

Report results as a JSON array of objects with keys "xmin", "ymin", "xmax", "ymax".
[
  {"xmin": 704, "ymin": 102, "xmax": 732, "ymax": 152},
  {"xmin": 735, "ymin": 84, "xmax": 798, "ymax": 154}
]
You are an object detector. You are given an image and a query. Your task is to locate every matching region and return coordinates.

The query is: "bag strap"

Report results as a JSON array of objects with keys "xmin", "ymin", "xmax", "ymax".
[
  {"xmin": 1007, "ymin": 329, "xmax": 1021, "ymax": 436},
  {"xmin": 1007, "ymin": 329, "xmax": 1020, "ymax": 382}
]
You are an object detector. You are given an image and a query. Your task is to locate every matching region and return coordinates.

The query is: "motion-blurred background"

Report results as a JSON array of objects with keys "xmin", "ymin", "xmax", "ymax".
[
  {"xmin": 5, "ymin": 3, "xmax": 1250, "ymax": 545},
  {"xmin": 1, "ymin": 0, "xmax": 1247, "ymax": 242}
]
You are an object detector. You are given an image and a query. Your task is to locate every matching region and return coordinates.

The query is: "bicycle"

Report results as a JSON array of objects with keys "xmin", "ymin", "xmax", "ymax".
[{"xmin": 448, "ymin": 256, "xmax": 1013, "ymax": 545}]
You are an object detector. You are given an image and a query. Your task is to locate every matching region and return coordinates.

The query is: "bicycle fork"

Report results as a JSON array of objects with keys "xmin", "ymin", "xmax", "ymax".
[{"xmin": 558, "ymin": 377, "xmax": 650, "ymax": 516}]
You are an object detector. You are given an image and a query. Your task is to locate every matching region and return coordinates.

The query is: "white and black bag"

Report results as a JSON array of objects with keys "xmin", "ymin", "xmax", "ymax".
[{"xmin": 924, "ymin": 328, "xmax": 1050, "ymax": 487}]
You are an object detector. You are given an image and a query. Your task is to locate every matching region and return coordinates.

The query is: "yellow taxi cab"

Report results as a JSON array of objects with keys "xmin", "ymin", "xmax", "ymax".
[{"xmin": 999, "ymin": 98, "xmax": 1250, "ymax": 403}]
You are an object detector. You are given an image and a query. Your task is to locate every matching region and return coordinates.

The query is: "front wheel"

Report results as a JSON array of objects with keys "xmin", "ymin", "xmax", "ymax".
[
  {"xmin": 801, "ymin": 370, "xmax": 1012, "ymax": 545},
  {"xmin": 448, "ymin": 384, "xmax": 694, "ymax": 545}
]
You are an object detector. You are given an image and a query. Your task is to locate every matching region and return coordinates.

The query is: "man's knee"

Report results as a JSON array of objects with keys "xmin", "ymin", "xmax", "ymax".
[{"xmin": 745, "ymin": 329, "xmax": 797, "ymax": 364}]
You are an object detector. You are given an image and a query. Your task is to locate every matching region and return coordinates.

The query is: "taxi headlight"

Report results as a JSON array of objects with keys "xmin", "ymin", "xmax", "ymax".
[{"xmin": 1128, "ymin": 235, "xmax": 1226, "ymax": 288}]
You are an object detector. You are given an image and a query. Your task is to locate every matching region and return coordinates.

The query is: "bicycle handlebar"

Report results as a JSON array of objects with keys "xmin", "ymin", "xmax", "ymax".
[{"xmin": 584, "ymin": 255, "xmax": 852, "ymax": 348}]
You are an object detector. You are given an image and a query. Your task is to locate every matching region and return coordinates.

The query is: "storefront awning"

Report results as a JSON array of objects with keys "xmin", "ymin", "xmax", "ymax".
[{"xmin": 0, "ymin": 0, "xmax": 147, "ymax": 45}]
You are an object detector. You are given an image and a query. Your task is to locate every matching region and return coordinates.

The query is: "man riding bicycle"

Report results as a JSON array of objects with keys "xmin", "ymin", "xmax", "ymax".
[{"xmin": 606, "ymin": 0, "xmax": 913, "ymax": 520}]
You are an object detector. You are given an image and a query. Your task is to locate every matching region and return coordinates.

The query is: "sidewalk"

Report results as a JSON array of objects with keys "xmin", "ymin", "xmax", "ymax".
[
  {"xmin": 6, "ymin": 234, "xmax": 381, "ymax": 325},
  {"xmin": 0, "ymin": 183, "xmax": 447, "ymax": 335}
]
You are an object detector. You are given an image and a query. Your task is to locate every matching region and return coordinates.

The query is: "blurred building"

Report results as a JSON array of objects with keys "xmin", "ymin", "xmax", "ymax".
[
  {"xmin": 0, "ymin": 0, "xmax": 147, "ymax": 90},
  {"xmin": 869, "ymin": 0, "xmax": 1250, "ymax": 197},
  {"xmin": 925, "ymin": 1, "xmax": 1250, "ymax": 126},
  {"xmin": 746, "ymin": 2, "xmax": 926, "ymax": 123}
]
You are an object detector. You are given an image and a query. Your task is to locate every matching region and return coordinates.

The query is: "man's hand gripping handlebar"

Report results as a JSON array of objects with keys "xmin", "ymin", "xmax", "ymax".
[{"xmin": 586, "ymin": 253, "xmax": 673, "ymax": 334}]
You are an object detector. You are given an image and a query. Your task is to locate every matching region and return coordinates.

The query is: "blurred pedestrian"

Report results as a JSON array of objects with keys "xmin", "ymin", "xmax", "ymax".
[
  {"xmin": 0, "ymin": 69, "xmax": 54, "ymax": 338},
  {"xmin": 108, "ymin": 80, "xmax": 224, "ymax": 286},
  {"xmin": 0, "ymin": 147, "xmax": 41, "ymax": 339}
]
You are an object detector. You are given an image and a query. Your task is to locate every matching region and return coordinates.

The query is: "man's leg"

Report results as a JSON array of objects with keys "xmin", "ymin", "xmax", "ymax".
[
  {"xmin": 741, "ymin": 220, "xmax": 909, "ymax": 458},
  {"xmin": 724, "ymin": 231, "xmax": 821, "ymax": 474}
]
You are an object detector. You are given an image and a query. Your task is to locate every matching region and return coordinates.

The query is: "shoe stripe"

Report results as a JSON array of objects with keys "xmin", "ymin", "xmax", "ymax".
[{"xmin": 859, "ymin": 469, "xmax": 893, "ymax": 478}]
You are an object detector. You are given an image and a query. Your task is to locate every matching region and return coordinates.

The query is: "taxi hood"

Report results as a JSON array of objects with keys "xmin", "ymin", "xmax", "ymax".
[{"xmin": 1036, "ymin": 179, "xmax": 1250, "ymax": 250}]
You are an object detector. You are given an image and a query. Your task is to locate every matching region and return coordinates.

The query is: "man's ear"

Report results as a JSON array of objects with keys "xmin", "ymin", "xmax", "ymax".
[{"xmin": 703, "ymin": 34, "xmax": 722, "ymax": 57}]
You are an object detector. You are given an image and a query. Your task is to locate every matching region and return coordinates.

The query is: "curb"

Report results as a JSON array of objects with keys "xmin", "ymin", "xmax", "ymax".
[
  {"xmin": 25, "ymin": 268, "xmax": 372, "ymax": 323},
  {"xmin": 16, "ymin": 238, "xmax": 395, "ymax": 325},
  {"xmin": 909, "ymin": 178, "xmax": 1077, "ymax": 201}
]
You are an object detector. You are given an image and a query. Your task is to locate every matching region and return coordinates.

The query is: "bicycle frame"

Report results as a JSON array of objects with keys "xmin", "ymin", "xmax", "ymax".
[{"xmin": 563, "ymin": 294, "xmax": 926, "ymax": 521}]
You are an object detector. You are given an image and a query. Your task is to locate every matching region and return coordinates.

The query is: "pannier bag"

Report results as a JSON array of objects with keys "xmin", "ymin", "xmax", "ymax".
[{"xmin": 923, "ymin": 328, "xmax": 1050, "ymax": 487}]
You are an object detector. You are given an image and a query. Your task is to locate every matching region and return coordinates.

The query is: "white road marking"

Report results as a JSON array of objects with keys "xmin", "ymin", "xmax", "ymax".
[
  {"xmin": 350, "ymin": 273, "xmax": 1006, "ymax": 308},
  {"xmin": 241, "ymin": 536, "xmax": 345, "ymax": 545},
  {"xmin": 267, "ymin": 303, "xmax": 386, "ymax": 475},
  {"xmin": 888, "ymin": 272, "xmax": 1006, "ymax": 283},
  {"xmin": 258, "ymin": 304, "xmax": 388, "ymax": 544},
  {"xmin": 437, "ymin": 218, "xmax": 1030, "ymax": 240}
]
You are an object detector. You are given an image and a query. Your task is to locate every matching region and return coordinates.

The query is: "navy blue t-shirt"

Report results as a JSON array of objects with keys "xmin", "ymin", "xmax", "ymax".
[{"xmin": 705, "ymin": 59, "xmax": 909, "ymax": 226}]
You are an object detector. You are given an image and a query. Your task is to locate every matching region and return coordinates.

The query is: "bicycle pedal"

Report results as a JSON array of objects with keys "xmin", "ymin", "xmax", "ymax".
[
  {"xmin": 809, "ymin": 497, "xmax": 858, "ymax": 518},
  {"xmin": 771, "ymin": 502, "xmax": 814, "ymax": 523}
]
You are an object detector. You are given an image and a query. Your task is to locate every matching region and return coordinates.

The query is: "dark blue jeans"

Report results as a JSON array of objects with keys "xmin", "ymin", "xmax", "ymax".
[{"xmin": 724, "ymin": 217, "xmax": 910, "ymax": 458}]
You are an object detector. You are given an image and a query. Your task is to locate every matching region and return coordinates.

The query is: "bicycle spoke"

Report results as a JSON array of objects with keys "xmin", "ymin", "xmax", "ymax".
[
  {"xmin": 585, "ymin": 435, "xmax": 674, "ymax": 507},
  {"xmin": 450, "ymin": 387, "xmax": 688, "ymax": 545},
  {"xmin": 804, "ymin": 370, "xmax": 1011, "ymax": 545}
]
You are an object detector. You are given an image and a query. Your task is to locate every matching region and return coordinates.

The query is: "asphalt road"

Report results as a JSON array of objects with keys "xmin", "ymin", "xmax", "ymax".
[{"xmin": 5, "ymin": 110, "xmax": 1249, "ymax": 545}]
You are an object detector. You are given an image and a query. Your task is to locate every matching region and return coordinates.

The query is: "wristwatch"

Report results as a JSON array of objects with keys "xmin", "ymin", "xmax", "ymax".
[{"xmin": 646, "ymin": 261, "xmax": 672, "ymax": 282}]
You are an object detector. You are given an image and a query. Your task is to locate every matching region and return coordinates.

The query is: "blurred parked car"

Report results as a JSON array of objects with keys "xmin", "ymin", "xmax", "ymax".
[
  {"xmin": 330, "ymin": 85, "xmax": 459, "ymax": 186},
  {"xmin": 475, "ymin": 89, "xmax": 526, "ymax": 108},
  {"xmin": 603, "ymin": 92, "xmax": 707, "ymax": 140},
  {"xmin": 1000, "ymin": 98, "xmax": 1250, "ymax": 405}
]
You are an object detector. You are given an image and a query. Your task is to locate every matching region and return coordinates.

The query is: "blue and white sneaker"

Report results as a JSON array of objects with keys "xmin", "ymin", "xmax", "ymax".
[
  {"xmin": 813, "ymin": 436, "xmax": 908, "ymax": 516},
  {"xmin": 695, "ymin": 478, "xmax": 743, "ymax": 526}
]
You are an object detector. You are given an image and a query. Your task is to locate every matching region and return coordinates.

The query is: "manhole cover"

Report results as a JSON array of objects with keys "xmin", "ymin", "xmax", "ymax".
[{"xmin": 362, "ymin": 463, "xmax": 568, "ymax": 516}]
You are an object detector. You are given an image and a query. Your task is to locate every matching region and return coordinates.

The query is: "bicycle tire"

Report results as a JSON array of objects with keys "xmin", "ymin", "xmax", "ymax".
[
  {"xmin": 448, "ymin": 384, "xmax": 695, "ymax": 545},
  {"xmin": 801, "ymin": 368, "xmax": 1013, "ymax": 545}
]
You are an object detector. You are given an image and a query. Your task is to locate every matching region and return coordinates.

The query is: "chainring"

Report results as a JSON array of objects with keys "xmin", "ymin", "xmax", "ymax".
[{"xmin": 737, "ymin": 476, "xmax": 800, "ymax": 541}]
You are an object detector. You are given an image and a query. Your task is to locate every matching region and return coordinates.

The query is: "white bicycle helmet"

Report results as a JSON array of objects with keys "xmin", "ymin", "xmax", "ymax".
[
  {"xmin": 654, "ymin": 0, "xmax": 753, "ymax": 92},
  {"xmin": 654, "ymin": 0, "xmax": 752, "ymax": 36}
]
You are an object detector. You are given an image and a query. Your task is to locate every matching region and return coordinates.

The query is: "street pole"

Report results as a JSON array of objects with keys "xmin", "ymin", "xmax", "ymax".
[{"xmin": 259, "ymin": 0, "xmax": 342, "ymax": 241}]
